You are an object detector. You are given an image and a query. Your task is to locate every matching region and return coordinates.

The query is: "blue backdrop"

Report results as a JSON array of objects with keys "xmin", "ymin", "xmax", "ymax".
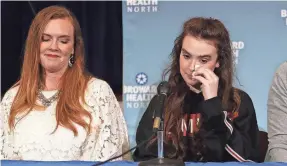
[{"xmin": 122, "ymin": 1, "xmax": 287, "ymax": 148}]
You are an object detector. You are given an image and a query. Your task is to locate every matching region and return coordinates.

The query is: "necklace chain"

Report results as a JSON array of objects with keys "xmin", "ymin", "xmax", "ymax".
[{"xmin": 37, "ymin": 90, "xmax": 60, "ymax": 107}]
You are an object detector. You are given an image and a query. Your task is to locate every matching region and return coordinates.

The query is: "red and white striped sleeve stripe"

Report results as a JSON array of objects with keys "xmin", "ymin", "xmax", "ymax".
[{"xmin": 223, "ymin": 111, "xmax": 254, "ymax": 162}]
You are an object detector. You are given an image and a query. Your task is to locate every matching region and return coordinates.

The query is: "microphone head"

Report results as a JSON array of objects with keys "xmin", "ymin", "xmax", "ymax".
[{"xmin": 157, "ymin": 81, "xmax": 170, "ymax": 95}]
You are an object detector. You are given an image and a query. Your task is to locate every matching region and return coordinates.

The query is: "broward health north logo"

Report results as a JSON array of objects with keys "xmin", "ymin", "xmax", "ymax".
[
  {"xmin": 126, "ymin": 0, "xmax": 158, "ymax": 13},
  {"xmin": 136, "ymin": 72, "xmax": 148, "ymax": 85},
  {"xmin": 281, "ymin": 9, "xmax": 287, "ymax": 25},
  {"xmin": 232, "ymin": 41, "xmax": 245, "ymax": 65},
  {"xmin": 124, "ymin": 72, "xmax": 157, "ymax": 109}
]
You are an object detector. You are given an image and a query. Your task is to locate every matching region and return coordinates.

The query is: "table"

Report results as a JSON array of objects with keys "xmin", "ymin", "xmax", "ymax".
[{"xmin": 1, "ymin": 160, "xmax": 287, "ymax": 166}]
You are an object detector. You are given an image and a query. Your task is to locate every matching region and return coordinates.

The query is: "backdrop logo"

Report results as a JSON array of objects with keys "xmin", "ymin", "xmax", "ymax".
[
  {"xmin": 124, "ymin": 72, "xmax": 157, "ymax": 109},
  {"xmin": 136, "ymin": 72, "xmax": 148, "ymax": 85},
  {"xmin": 232, "ymin": 41, "xmax": 245, "ymax": 65},
  {"xmin": 126, "ymin": 0, "xmax": 158, "ymax": 13},
  {"xmin": 281, "ymin": 9, "xmax": 287, "ymax": 26}
]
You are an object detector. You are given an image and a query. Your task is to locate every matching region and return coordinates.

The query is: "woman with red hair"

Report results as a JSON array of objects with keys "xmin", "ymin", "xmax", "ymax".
[{"xmin": 0, "ymin": 5, "xmax": 130, "ymax": 161}]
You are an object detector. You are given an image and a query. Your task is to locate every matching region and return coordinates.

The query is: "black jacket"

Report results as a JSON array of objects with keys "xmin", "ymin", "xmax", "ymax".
[{"xmin": 133, "ymin": 89, "xmax": 260, "ymax": 162}]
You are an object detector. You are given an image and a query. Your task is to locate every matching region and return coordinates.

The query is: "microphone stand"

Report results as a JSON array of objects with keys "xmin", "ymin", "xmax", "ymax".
[{"xmin": 138, "ymin": 120, "xmax": 185, "ymax": 166}]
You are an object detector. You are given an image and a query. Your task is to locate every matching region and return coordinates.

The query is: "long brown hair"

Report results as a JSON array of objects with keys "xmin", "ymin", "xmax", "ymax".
[
  {"xmin": 151, "ymin": 17, "xmax": 241, "ymax": 160},
  {"xmin": 9, "ymin": 5, "xmax": 92, "ymax": 136}
]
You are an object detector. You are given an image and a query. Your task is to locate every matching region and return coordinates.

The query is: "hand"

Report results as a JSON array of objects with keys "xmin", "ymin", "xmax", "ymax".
[{"xmin": 192, "ymin": 67, "xmax": 219, "ymax": 100}]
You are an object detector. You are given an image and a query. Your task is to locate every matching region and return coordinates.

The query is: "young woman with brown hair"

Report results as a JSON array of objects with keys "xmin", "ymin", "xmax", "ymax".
[{"xmin": 133, "ymin": 17, "xmax": 260, "ymax": 162}]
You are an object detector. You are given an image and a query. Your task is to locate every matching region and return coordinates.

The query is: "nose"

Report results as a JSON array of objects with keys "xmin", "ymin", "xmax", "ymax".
[
  {"xmin": 49, "ymin": 40, "xmax": 59, "ymax": 51},
  {"xmin": 188, "ymin": 60, "xmax": 197, "ymax": 72}
]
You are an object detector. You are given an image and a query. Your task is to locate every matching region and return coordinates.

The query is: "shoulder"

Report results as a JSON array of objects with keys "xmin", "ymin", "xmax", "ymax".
[
  {"xmin": 86, "ymin": 77, "xmax": 113, "ymax": 92},
  {"xmin": 1, "ymin": 86, "xmax": 20, "ymax": 120},
  {"xmin": 140, "ymin": 94, "xmax": 158, "ymax": 119},
  {"xmin": 227, "ymin": 88, "xmax": 257, "ymax": 123},
  {"xmin": 85, "ymin": 77, "xmax": 116, "ymax": 99},
  {"xmin": 267, "ymin": 62, "xmax": 287, "ymax": 110},
  {"xmin": 236, "ymin": 88, "xmax": 253, "ymax": 104},
  {"xmin": 275, "ymin": 61, "xmax": 287, "ymax": 76},
  {"xmin": 233, "ymin": 88, "xmax": 256, "ymax": 114},
  {"xmin": 84, "ymin": 77, "xmax": 116, "ymax": 103},
  {"xmin": 271, "ymin": 61, "xmax": 287, "ymax": 85},
  {"xmin": 1, "ymin": 85, "xmax": 19, "ymax": 104},
  {"xmin": 268, "ymin": 61, "xmax": 287, "ymax": 97}
]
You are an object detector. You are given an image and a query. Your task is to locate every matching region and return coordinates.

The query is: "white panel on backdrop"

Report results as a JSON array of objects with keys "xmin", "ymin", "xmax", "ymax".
[{"xmin": 123, "ymin": 1, "xmax": 287, "ymax": 148}]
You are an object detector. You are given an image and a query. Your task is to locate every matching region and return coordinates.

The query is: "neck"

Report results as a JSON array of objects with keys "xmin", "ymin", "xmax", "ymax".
[{"xmin": 43, "ymin": 69, "xmax": 66, "ymax": 91}]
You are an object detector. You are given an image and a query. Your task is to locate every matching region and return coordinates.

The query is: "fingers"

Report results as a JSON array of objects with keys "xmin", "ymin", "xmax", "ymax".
[
  {"xmin": 193, "ymin": 75, "xmax": 208, "ymax": 85},
  {"xmin": 204, "ymin": 68, "xmax": 218, "ymax": 81},
  {"xmin": 193, "ymin": 67, "xmax": 218, "ymax": 81}
]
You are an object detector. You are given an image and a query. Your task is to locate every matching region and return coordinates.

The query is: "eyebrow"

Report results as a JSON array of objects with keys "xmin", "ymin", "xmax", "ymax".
[
  {"xmin": 42, "ymin": 33, "xmax": 71, "ymax": 38},
  {"xmin": 181, "ymin": 48, "xmax": 211, "ymax": 58}
]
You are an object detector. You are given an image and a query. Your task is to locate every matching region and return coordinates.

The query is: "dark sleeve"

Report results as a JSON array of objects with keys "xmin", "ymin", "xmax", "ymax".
[
  {"xmin": 199, "ymin": 91, "xmax": 260, "ymax": 162},
  {"xmin": 132, "ymin": 95, "xmax": 158, "ymax": 161}
]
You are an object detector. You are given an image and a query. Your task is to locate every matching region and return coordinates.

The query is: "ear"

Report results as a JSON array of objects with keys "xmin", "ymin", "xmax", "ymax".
[
  {"xmin": 215, "ymin": 61, "xmax": 220, "ymax": 68},
  {"xmin": 71, "ymin": 48, "xmax": 74, "ymax": 55}
]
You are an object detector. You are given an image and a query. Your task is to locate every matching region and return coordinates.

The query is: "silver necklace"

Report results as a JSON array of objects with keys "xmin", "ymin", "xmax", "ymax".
[{"xmin": 37, "ymin": 90, "xmax": 60, "ymax": 107}]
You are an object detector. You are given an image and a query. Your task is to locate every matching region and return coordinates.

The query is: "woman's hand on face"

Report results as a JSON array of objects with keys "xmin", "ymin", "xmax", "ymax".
[{"xmin": 192, "ymin": 67, "xmax": 219, "ymax": 100}]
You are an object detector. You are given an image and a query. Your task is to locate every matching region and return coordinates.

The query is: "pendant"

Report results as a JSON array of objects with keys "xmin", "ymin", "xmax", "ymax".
[{"xmin": 42, "ymin": 100, "xmax": 51, "ymax": 107}]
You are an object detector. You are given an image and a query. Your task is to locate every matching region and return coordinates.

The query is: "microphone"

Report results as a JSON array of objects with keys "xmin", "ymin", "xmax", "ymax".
[
  {"xmin": 152, "ymin": 81, "xmax": 169, "ymax": 132},
  {"xmin": 138, "ymin": 81, "xmax": 185, "ymax": 166},
  {"xmin": 92, "ymin": 81, "xmax": 184, "ymax": 166}
]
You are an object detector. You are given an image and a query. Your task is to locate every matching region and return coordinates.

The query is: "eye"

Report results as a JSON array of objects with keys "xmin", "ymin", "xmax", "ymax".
[
  {"xmin": 182, "ymin": 54, "xmax": 190, "ymax": 59},
  {"xmin": 60, "ymin": 40, "xmax": 69, "ymax": 44},
  {"xmin": 41, "ymin": 36, "xmax": 50, "ymax": 42},
  {"xmin": 200, "ymin": 59, "xmax": 208, "ymax": 64}
]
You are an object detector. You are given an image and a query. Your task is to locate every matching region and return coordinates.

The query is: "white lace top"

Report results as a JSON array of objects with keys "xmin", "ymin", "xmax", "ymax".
[{"xmin": 0, "ymin": 78, "xmax": 130, "ymax": 161}]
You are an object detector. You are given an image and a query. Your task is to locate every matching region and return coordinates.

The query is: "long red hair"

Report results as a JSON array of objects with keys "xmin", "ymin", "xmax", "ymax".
[{"xmin": 9, "ymin": 5, "xmax": 92, "ymax": 136}]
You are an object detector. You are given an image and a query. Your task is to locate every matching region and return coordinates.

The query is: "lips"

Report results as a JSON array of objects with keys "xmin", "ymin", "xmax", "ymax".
[{"xmin": 45, "ymin": 54, "xmax": 60, "ymax": 58}]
